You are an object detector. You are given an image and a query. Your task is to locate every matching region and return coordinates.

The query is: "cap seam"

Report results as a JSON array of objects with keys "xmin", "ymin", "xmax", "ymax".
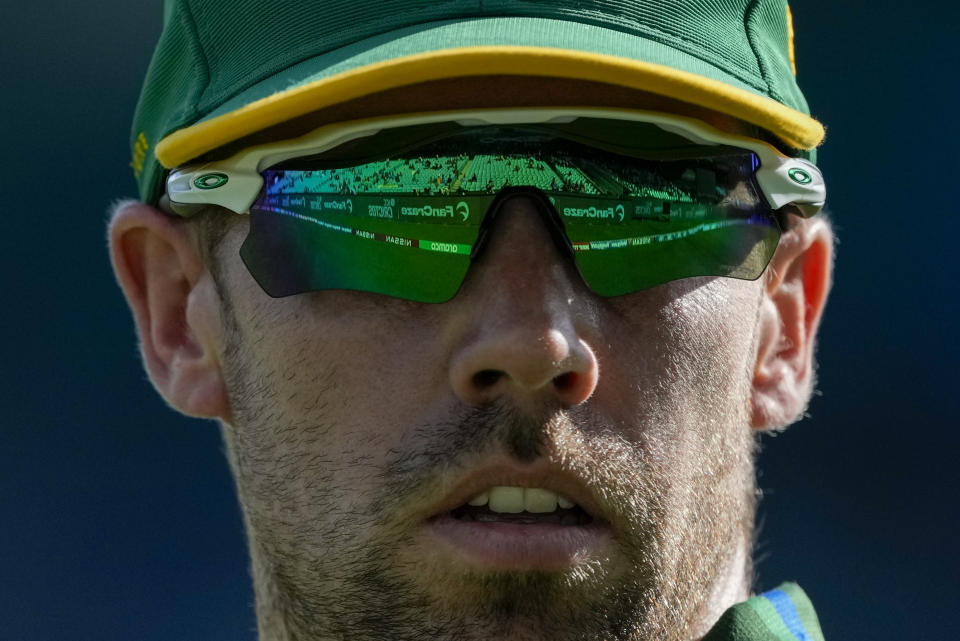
[
  {"xmin": 167, "ymin": 0, "xmax": 211, "ymax": 135},
  {"xmin": 743, "ymin": 0, "xmax": 784, "ymax": 104}
]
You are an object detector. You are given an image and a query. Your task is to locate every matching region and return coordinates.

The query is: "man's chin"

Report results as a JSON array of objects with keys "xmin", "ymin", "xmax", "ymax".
[
  {"xmin": 388, "ymin": 540, "xmax": 658, "ymax": 639},
  {"xmin": 426, "ymin": 577, "xmax": 657, "ymax": 641}
]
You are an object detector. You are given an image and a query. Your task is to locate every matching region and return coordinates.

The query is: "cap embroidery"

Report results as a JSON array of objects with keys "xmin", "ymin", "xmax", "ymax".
[
  {"xmin": 786, "ymin": 4, "xmax": 798, "ymax": 76},
  {"xmin": 130, "ymin": 132, "xmax": 150, "ymax": 179}
]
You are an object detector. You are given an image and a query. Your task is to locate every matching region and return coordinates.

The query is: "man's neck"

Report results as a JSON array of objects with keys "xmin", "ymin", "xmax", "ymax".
[{"xmin": 690, "ymin": 539, "xmax": 752, "ymax": 640}]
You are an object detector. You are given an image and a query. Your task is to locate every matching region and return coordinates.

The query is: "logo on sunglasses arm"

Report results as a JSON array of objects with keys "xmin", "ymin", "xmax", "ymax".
[
  {"xmin": 194, "ymin": 172, "xmax": 229, "ymax": 190},
  {"xmin": 787, "ymin": 167, "xmax": 813, "ymax": 185}
]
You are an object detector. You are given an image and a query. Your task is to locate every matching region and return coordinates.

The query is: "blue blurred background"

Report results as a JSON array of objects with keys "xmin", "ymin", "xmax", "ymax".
[{"xmin": 2, "ymin": 1, "xmax": 957, "ymax": 639}]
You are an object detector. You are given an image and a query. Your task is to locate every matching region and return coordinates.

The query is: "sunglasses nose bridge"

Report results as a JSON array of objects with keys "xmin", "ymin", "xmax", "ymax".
[{"xmin": 471, "ymin": 187, "xmax": 575, "ymax": 263}]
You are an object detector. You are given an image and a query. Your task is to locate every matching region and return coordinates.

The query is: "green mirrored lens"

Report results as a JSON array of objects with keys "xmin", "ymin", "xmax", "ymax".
[
  {"xmin": 241, "ymin": 190, "xmax": 489, "ymax": 301},
  {"xmin": 550, "ymin": 150, "xmax": 779, "ymax": 296},
  {"xmin": 564, "ymin": 207, "xmax": 779, "ymax": 296},
  {"xmin": 241, "ymin": 122, "xmax": 777, "ymax": 301}
]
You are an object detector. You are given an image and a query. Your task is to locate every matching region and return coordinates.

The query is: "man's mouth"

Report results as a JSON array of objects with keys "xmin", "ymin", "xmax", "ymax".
[
  {"xmin": 447, "ymin": 486, "xmax": 595, "ymax": 526},
  {"xmin": 422, "ymin": 467, "xmax": 610, "ymax": 570}
]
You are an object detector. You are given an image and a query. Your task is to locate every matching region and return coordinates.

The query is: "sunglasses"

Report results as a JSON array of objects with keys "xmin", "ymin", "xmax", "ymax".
[{"xmin": 165, "ymin": 108, "xmax": 826, "ymax": 302}]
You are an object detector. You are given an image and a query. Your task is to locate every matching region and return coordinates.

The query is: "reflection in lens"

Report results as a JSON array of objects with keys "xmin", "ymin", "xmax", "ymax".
[{"xmin": 245, "ymin": 123, "xmax": 779, "ymax": 300}]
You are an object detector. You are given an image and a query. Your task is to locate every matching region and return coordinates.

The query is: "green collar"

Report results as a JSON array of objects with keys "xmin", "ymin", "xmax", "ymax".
[{"xmin": 703, "ymin": 583, "xmax": 825, "ymax": 641}]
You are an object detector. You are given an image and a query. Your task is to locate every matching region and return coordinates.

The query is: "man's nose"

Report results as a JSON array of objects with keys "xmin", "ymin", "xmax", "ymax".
[{"xmin": 447, "ymin": 194, "xmax": 600, "ymax": 409}]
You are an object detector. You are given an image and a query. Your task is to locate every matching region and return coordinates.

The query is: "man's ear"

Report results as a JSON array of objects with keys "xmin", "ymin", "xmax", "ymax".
[
  {"xmin": 752, "ymin": 216, "xmax": 834, "ymax": 430},
  {"xmin": 108, "ymin": 201, "xmax": 231, "ymax": 422}
]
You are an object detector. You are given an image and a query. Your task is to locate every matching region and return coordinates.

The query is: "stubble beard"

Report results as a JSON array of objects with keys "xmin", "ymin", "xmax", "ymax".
[
  {"xmin": 211, "ymin": 276, "xmax": 759, "ymax": 641},
  {"xmin": 218, "ymin": 377, "xmax": 757, "ymax": 640}
]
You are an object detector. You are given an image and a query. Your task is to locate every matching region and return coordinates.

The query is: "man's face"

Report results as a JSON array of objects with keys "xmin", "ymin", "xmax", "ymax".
[{"xmin": 211, "ymin": 192, "xmax": 762, "ymax": 641}]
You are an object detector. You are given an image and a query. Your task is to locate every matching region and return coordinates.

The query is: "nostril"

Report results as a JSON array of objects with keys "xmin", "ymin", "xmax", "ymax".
[
  {"xmin": 472, "ymin": 369, "xmax": 504, "ymax": 389},
  {"xmin": 553, "ymin": 371, "xmax": 577, "ymax": 391}
]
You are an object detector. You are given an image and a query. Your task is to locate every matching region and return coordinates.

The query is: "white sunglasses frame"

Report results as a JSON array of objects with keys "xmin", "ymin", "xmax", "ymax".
[{"xmin": 165, "ymin": 106, "xmax": 826, "ymax": 217}]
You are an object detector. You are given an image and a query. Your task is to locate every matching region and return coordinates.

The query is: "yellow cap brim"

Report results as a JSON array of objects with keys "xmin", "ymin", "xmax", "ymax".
[{"xmin": 156, "ymin": 46, "xmax": 825, "ymax": 169}]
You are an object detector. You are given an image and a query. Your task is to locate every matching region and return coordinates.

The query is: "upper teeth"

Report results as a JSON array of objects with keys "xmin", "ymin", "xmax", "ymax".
[{"xmin": 466, "ymin": 486, "xmax": 578, "ymax": 513}]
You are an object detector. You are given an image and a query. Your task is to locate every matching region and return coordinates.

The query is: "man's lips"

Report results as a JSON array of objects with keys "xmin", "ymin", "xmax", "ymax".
[
  {"xmin": 419, "ymin": 460, "xmax": 613, "ymax": 570},
  {"xmin": 422, "ymin": 461, "xmax": 609, "ymax": 522}
]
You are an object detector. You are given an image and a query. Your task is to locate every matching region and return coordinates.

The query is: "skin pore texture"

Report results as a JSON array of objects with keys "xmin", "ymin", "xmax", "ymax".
[{"xmin": 109, "ymin": 83, "xmax": 833, "ymax": 641}]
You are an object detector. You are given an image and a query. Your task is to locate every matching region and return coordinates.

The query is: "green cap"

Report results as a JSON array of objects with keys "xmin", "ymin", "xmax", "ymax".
[{"xmin": 129, "ymin": 0, "xmax": 824, "ymax": 203}]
